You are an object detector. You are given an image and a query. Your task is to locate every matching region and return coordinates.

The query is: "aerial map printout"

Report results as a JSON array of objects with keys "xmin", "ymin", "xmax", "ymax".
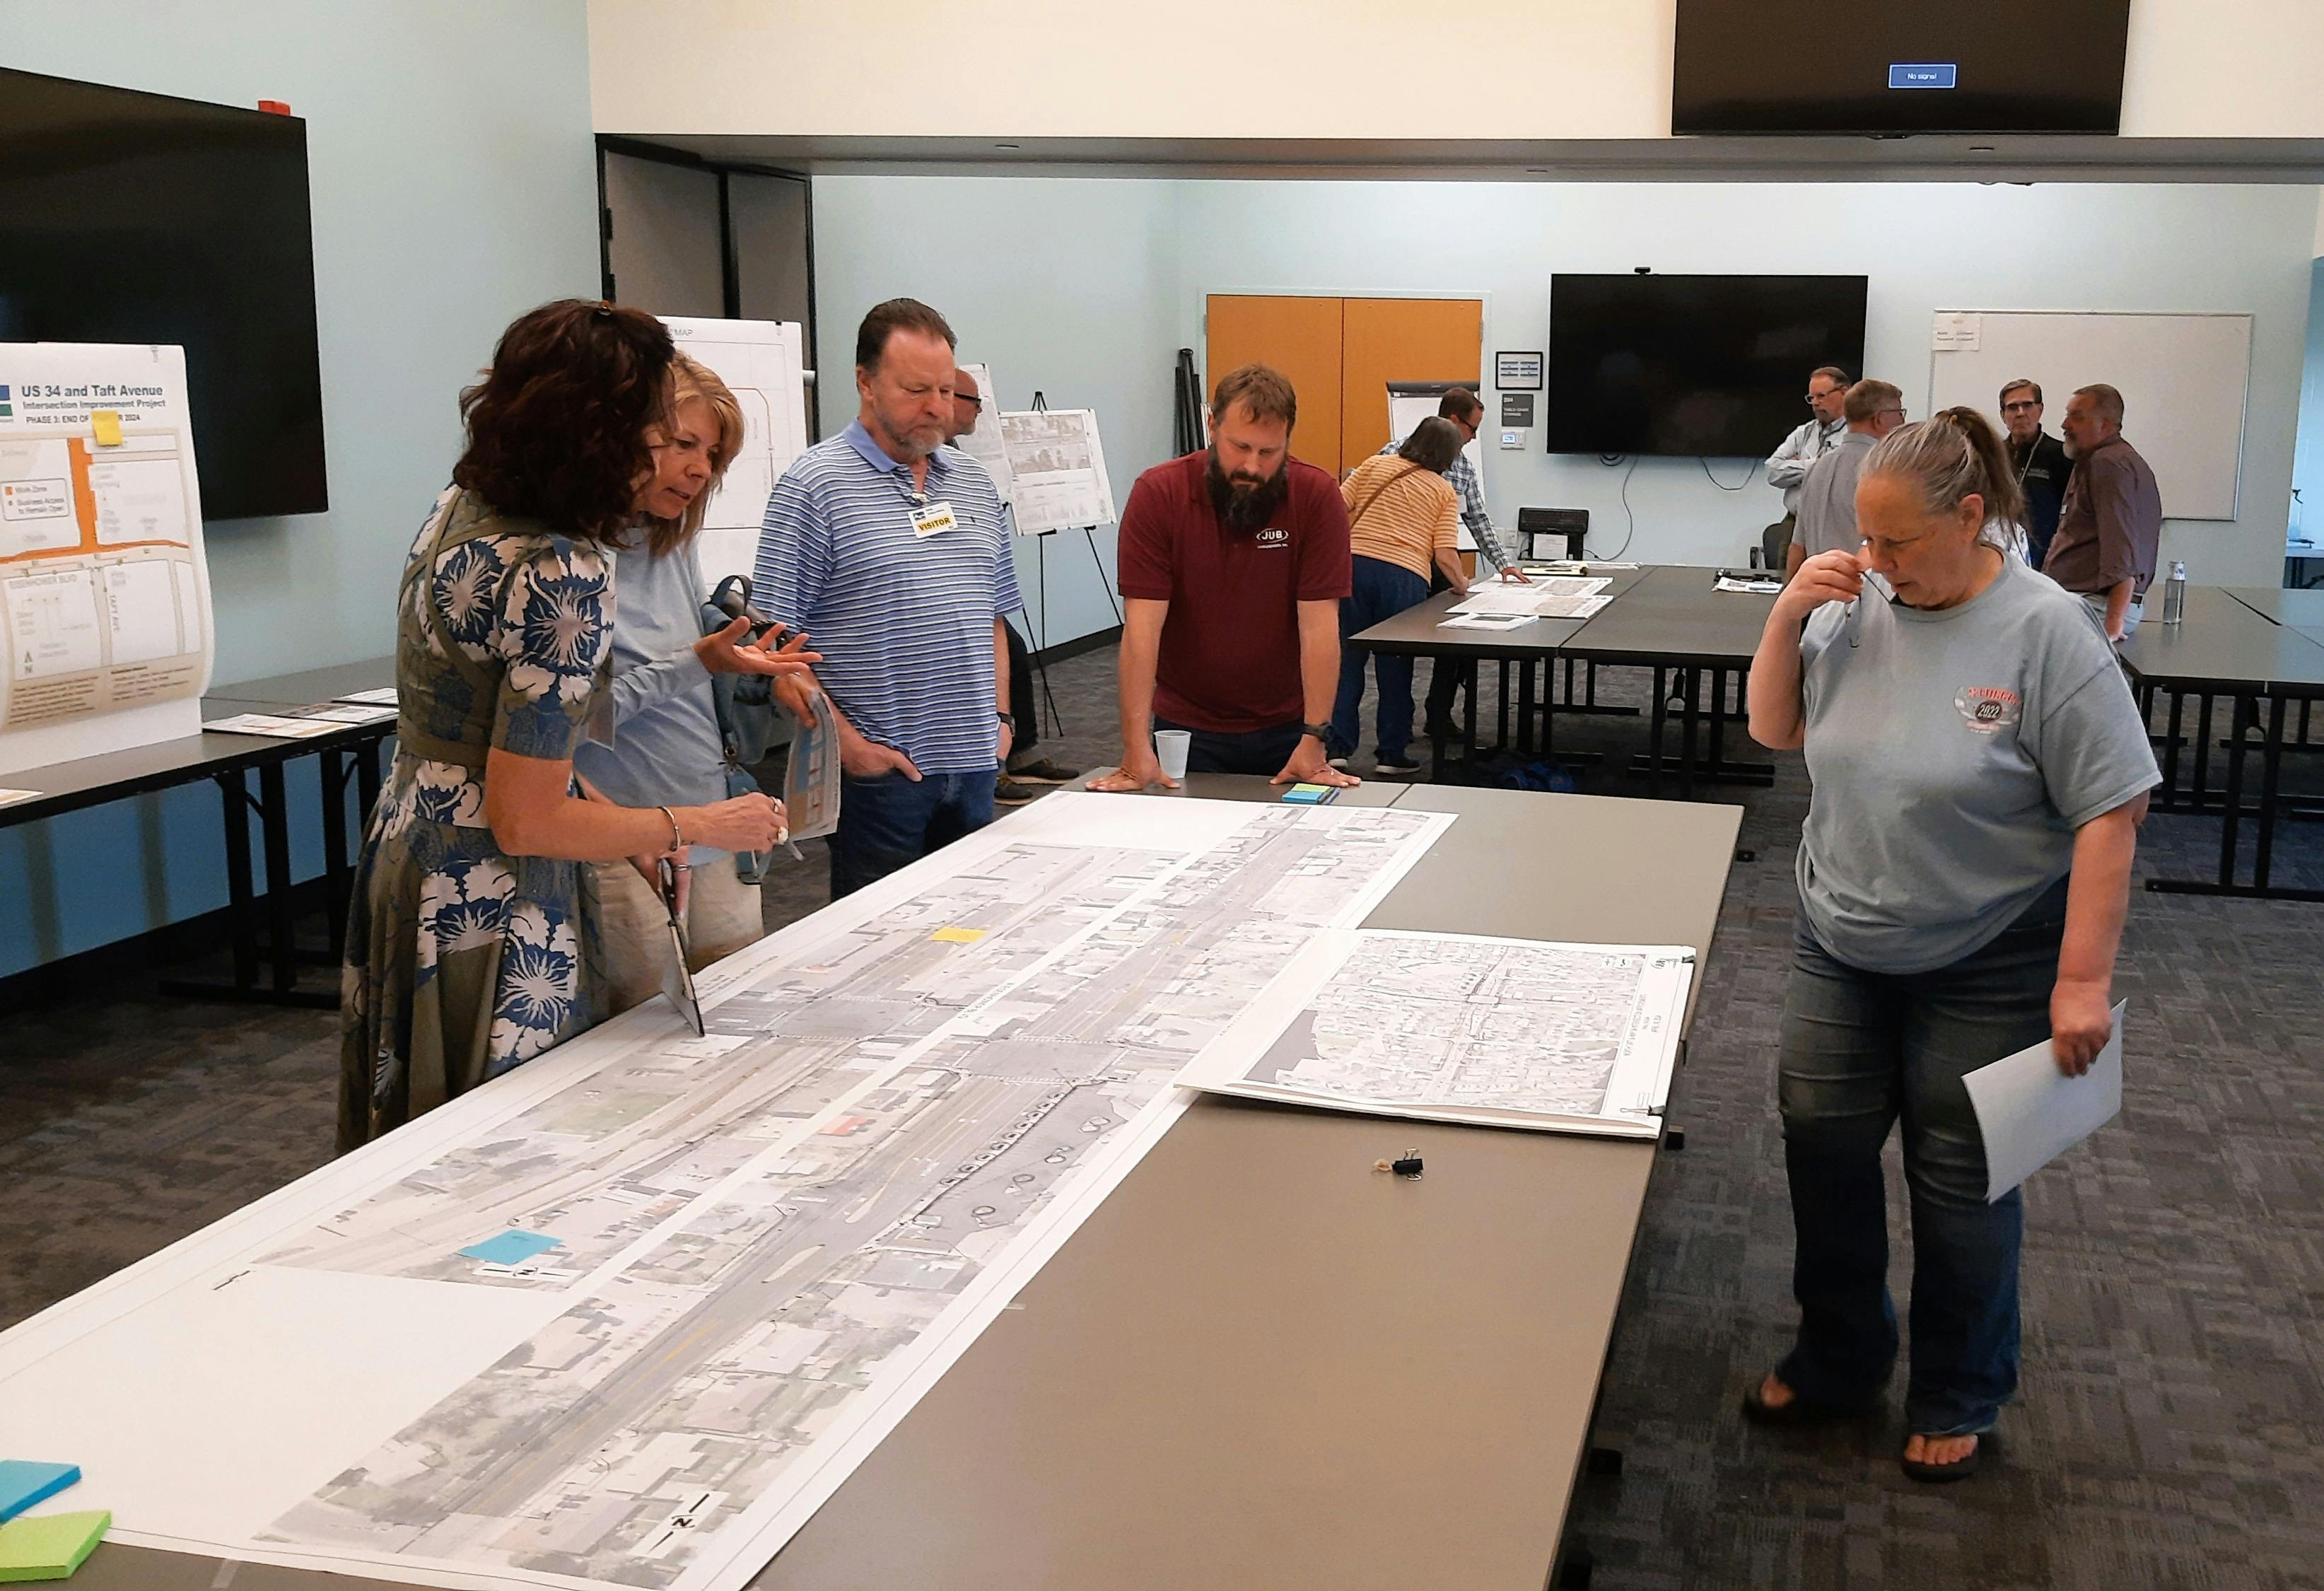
[
  {"xmin": 0, "ymin": 794, "xmax": 1450, "ymax": 1591},
  {"xmin": 1179, "ymin": 928, "xmax": 1695, "ymax": 1137}
]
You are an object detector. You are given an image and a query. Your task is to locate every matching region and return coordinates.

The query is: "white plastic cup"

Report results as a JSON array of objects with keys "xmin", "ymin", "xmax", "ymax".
[{"xmin": 1152, "ymin": 730, "xmax": 1192, "ymax": 782}]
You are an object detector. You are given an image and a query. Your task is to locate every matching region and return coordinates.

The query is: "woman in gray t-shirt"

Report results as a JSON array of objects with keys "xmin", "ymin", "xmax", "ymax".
[{"xmin": 1741, "ymin": 408, "xmax": 2159, "ymax": 1483}]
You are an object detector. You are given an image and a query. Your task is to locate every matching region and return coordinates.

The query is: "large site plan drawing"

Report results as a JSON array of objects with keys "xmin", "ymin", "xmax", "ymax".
[
  {"xmin": 1179, "ymin": 928, "xmax": 1695, "ymax": 1137},
  {"xmin": 0, "ymin": 794, "xmax": 1449, "ymax": 1591}
]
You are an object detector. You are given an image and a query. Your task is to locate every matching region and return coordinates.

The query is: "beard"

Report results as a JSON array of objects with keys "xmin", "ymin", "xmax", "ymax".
[{"xmin": 1205, "ymin": 449, "xmax": 1290, "ymax": 535}]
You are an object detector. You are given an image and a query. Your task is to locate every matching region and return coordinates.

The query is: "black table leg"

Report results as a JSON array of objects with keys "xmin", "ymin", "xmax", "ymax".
[
  {"xmin": 257, "ymin": 760, "xmax": 298, "ymax": 993},
  {"xmin": 2193, "ymin": 694, "xmax": 2214, "ymax": 808},
  {"xmin": 1647, "ymin": 665, "xmax": 1667, "ymax": 798},
  {"xmin": 320, "ymin": 748, "xmax": 352, "ymax": 961},
  {"xmin": 1462, "ymin": 660, "xmax": 1478, "ymax": 771},
  {"xmin": 2255, "ymin": 694, "xmax": 2288, "ymax": 891},
  {"xmin": 1497, "ymin": 660, "xmax": 1512, "ymax": 751},
  {"xmin": 220, "ymin": 767, "xmax": 257, "ymax": 992},
  {"xmin": 1708, "ymin": 668, "xmax": 1729, "ymax": 778},
  {"xmin": 1519, "ymin": 660, "xmax": 1538, "ymax": 757},
  {"xmin": 2161, "ymin": 689, "xmax": 2185, "ymax": 810},
  {"xmin": 2217, "ymin": 694, "xmax": 2251, "ymax": 886},
  {"xmin": 1678, "ymin": 666, "xmax": 1702, "ymax": 801}
]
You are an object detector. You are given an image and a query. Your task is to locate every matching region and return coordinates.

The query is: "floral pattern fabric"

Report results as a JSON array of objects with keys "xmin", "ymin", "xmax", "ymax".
[{"xmin": 339, "ymin": 491, "xmax": 614, "ymax": 1150}]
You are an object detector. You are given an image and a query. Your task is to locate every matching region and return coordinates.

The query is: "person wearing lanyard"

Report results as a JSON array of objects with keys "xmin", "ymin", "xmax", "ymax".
[
  {"xmin": 1765, "ymin": 365, "xmax": 1851, "ymax": 539},
  {"xmin": 754, "ymin": 298, "xmax": 1020, "ymax": 898},
  {"xmin": 1744, "ymin": 407, "xmax": 2157, "ymax": 1481},
  {"xmin": 1998, "ymin": 379, "xmax": 2073, "ymax": 569}
]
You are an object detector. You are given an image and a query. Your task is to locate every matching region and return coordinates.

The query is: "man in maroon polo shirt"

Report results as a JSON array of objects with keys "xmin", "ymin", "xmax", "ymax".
[{"xmin": 1090, "ymin": 363, "xmax": 1359, "ymax": 791}]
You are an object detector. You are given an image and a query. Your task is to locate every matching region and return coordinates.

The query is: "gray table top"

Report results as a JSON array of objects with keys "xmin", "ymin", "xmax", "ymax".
[
  {"xmin": 1558, "ymin": 564, "xmax": 1779, "ymax": 668},
  {"xmin": 2117, "ymin": 585, "xmax": 2324, "ymax": 693},
  {"xmin": 206, "ymin": 656, "xmax": 397, "ymax": 711},
  {"xmin": 2222, "ymin": 585, "xmax": 2324, "ymax": 644},
  {"xmin": 80, "ymin": 779, "xmax": 1743, "ymax": 1591},
  {"xmin": 1350, "ymin": 564, "xmax": 1654, "ymax": 658}
]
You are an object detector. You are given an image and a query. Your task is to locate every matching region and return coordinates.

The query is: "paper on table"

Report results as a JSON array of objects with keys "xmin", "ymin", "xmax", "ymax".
[
  {"xmin": 203, "ymin": 713, "xmax": 339, "ymax": 740},
  {"xmin": 0, "ymin": 790, "xmax": 38, "ymax": 810},
  {"xmin": 1715, "ymin": 576, "xmax": 1782, "ymax": 594},
  {"xmin": 1439, "ymin": 611, "xmax": 1536, "ymax": 631},
  {"xmin": 333, "ymin": 687, "xmax": 398, "ymax": 706},
  {"xmin": 296, "ymin": 702, "xmax": 398, "ymax": 726},
  {"xmin": 1963, "ymin": 1001, "xmax": 2125, "ymax": 1202},
  {"xmin": 1449, "ymin": 576, "xmax": 1607, "ymax": 616}
]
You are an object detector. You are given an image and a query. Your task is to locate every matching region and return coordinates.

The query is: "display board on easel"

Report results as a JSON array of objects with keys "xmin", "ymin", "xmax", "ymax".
[
  {"xmin": 998, "ymin": 407, "xmax": 1116, "ymax": 535},
  {"xmin": 0, "ymin": 342, "xmax": 216, "ymax": 776},
  {"xmin": 661, "ymin": 316, "xmax": 810, "ymax": 581}
]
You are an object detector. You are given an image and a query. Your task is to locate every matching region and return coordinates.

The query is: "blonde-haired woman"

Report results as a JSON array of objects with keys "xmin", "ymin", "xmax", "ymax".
[
  {"xmin": 574, "ymin": 352, "xmax": 814, "ymax": 1012},
  {"xmin": 1743, "ymin": 407, "xmax": 2158, "ymax": 1481}
]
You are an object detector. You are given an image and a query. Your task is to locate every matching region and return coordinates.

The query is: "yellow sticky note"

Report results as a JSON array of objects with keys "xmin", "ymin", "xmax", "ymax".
[
  {"xmin": 930, "ymin": 926, "xmax": 985, "ymax": 944},
  {"xmin": 90, "ymin": 410, "xmax": 124, "ymax": 447}
]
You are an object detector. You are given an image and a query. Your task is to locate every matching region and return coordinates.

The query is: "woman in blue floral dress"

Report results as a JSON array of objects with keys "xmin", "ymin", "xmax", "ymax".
[{"xmin": 339, "ymin": 301, "xmax": 802, "ymax": 1149}]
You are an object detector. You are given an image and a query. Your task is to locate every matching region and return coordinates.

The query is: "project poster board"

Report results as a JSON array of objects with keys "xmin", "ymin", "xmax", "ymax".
[
  {"xmin": 997, "ymin": 408, "xmax": 1116, "ymax": 533},
  {"xmin": 0, "ymin": 343, "xmax": 214, "ymax": 775},
  {"xmin": 662, "ymin": 317, "xmax": 809, "ymax": 583},
  {"xmin": 1388, "ymin": 387, "xmax": 1488, "ymax": 552},
  {"xmin": 950, "ymin": 361, "xmax": 1015, "ymax": 504},
  {"xmin": 1926, "ymin": 310, "xmax": 2253, "ymax": 521}
]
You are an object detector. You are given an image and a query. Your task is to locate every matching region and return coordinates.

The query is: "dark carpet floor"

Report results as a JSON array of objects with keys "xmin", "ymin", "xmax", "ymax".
[{"xmin": 4, "ymin": 644, "xmax": 2320, "ymax": 1590}]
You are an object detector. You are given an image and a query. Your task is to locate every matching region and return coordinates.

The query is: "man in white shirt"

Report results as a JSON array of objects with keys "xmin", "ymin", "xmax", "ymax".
[{"xmin": 1765, "ymin": 365, "xmax": 1851, "ymax": 547}]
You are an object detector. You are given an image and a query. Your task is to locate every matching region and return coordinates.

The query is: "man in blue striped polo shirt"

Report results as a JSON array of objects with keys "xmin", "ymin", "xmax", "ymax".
[{"xmin": 754, "ymin": 298, "xmax": 1021, "ymax": 898}]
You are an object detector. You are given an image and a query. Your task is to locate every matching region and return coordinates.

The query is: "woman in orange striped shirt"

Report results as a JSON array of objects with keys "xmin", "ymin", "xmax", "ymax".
[{"xmin": 1329, "ymin": 418, "xmax": 1471, "ymax": 775}]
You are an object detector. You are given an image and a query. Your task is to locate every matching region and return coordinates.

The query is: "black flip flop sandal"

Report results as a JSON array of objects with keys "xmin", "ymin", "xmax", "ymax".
[{"xmin": 1900, "ymin": 1433, "xmax": 1983, "ymax": 1483}]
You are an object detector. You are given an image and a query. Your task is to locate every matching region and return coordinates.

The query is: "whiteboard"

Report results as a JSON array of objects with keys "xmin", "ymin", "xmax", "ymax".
[
  {"xmin": 1387, "ymin": 390, "xmax": 1487, "ymax": 552},
  {"xmin": 662, "ymin": 316, "xmax": 810, "ymax": 581},
  {"xmin": 1927, "ymin": 311, "xmax": 2252, "ymax": 521}
]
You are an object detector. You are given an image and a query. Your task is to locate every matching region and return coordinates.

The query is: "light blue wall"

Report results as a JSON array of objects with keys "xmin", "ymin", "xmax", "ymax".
[
  {"xmin": 2293, "ymin": 257, "xmax": 2324, "ymax": 552},
  {"xmin": 808, "ymin": 177, "xmax": 1187, "ymax": 649},
  {"xmin": 1, "ymin": 0, "xmax": 599, "ymax": 977},
  {"xmin": 809, "ymin": 176, "xmax": 2316, "ymax": 602}
]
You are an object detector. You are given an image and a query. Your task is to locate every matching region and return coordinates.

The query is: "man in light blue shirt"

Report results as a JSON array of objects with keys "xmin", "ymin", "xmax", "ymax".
[{"xmin": 754, "ymin": 299, "xmax": 1020, "ymax": 897}]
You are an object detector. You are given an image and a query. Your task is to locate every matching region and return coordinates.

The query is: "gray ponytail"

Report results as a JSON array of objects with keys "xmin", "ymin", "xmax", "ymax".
[{"xmin": 1862, "ymin": 407, "xmax": 2027, "ymax": 546}]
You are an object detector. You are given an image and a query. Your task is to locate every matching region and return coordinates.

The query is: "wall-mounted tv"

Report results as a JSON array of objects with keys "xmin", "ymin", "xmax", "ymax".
[
  {"xmin": 0, "ymin": 68, "xmax": 328, "ymax": 520},
  {"xmin": 1545, "ymin": 274, "xmax": 1868, "ymax": 459},
  {"xmin": 1672, "ymin": 0, "xmax": 2132, "ymax": 136}
]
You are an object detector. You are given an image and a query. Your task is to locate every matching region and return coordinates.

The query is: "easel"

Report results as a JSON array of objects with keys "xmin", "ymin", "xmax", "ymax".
[{"xmin": 1012, "ymin": 390, "xmax": 1123, "ymax": 742}]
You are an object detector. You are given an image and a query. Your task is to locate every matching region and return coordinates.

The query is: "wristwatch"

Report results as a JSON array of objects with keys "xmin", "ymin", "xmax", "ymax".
[
  {"xmin": 1300, "ymin": 721, "xmax": 1332, "ymax": 743},
  {"xmin": 996, "ymin": 710, "xmax": 1015, "ymax": 728}
]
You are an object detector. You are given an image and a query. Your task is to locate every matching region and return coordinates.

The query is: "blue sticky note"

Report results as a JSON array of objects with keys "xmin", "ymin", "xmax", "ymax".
[
  {"xmin": 1280, "ymin": 783, "xmax": 1336, "ymax": 805},
  {"xmin": 0, "ymin": 1464, "xmax": 78, "ymax": 1525},
  {"xmin": 458, "ymin": 1230, "xmax": 561, "ymax": 1266}
]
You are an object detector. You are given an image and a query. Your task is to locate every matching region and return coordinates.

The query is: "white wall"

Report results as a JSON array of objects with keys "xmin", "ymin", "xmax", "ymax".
[
  {"xmin": 592, "ymin": 0, "xmax": 2324, "ymax": 142},
  {"xmin": 0, "ymin": 0, "xmax": 599, "ymax": 977},
  {"xmin": 808, "ymin": 175, "xmax": 2313, "ymax": 615}
]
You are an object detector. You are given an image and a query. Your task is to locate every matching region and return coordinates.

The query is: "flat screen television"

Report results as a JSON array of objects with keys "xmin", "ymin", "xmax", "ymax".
[
  {"xmin": 0, "ymin": 67, "xmax": 327, "ymax": 519},
  {"xmin": 1672, "ymin": 0, "xmax": 2132, "ymax": 136},
  {"xmin": 1545, "ymin": 274, "xmax": 1868, "ymax": 458}
]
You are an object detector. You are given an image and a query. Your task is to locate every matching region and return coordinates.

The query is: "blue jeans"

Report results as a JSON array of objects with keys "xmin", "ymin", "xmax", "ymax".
[
  {"xmin": 1152, "ymin": 713, "xmax": 1303, "ymax": 777},
  {"xmin": 1775, "ymin": 878, "xmax": 2067, "ymax": 1436},
  {"xmin": 828, "ymin": 767, "xmax": 996, "ymax": 899},
  {"xmin": 1332, "ymin": 555, "xmax": 1430, "ymax": 762}
]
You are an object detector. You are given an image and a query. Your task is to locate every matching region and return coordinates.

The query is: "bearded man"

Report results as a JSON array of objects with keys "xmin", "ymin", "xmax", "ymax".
[{"xmin": 1090, "ymin": 363, "xmax": 1357, "ymax": 791}]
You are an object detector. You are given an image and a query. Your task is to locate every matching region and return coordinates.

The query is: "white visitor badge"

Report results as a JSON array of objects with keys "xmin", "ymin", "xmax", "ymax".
[{"xmin": 911, "ymin": 500, "xmax": 958, "ymax": 539}]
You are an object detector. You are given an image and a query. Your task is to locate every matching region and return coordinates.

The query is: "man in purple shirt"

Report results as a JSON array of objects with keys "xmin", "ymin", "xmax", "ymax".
[{"xmin": 2044, "ymin": 384, "xmax": 2163, "ymax": 641}]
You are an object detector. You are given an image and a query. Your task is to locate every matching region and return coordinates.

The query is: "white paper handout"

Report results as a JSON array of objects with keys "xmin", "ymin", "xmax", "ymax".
[
  {"xmin": 781, "ymin": 687, "xmax": 842, "ymax": 842},
  {"xmin": 1715, "ymin": 575, "xmax": 1782, "ymax": 594},
  {"xmin": 1447, "ymin": 576, "xmax": 1609, "ymax": 619},
  {"xmin": 1179, "ymin": 928, "xmax": 1695, "ymax": 1138},
  {"xmin": 998, "ymin": 409, "xmax": 1116, "ymax": 534},
  {"xmin": 203, "ymin": 712, "xmax": 340, "ymax": 740},
  {"xmin": 1439, "ymin": 611, "xmax": 1538, "ymax": 631},
  {"xmin": 335, "ymin": 686, "xmax": 399, "ymax": 706},
  {"xmin": 0, "ymin": 793, "xmax": 1452, "ymax": 1591},
  {"xmin": 0, "ymin": 344, "xmax": 216, "ymax": 775},
  {"xmin": 661, "ymin": 317, "xmax": 810, "ymax": 584},
  {"xmin": 1963, "ymin": 1001, "xmax": 2125, "ymax": 1202}
]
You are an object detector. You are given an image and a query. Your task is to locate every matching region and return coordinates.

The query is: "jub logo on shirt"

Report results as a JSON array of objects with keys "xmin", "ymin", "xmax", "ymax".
[
  {"xmin": 1254, "ymin": 526, "xmax": 1290, "ymax": 548},
  {"xmin": 1954, "ymin": 685, "xmax": 2022, "ymax": 735}
]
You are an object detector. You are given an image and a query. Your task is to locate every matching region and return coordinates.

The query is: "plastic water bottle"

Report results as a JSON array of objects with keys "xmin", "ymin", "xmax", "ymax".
[{"xmin": 2161, "ymin": 561, "xmax": 2187, "ymax": 625}]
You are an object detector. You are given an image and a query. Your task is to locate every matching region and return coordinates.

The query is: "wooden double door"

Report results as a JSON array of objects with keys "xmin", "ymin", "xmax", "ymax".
[{"xmin": 1204, "ymin": 294, "xmax": 1483, "ymax": 477}]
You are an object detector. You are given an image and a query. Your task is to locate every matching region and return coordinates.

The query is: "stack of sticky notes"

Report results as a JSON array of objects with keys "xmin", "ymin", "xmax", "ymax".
[
  {"xmin": 1280, "ymin": 783, "xmax": 1338, "ymax": 805},
  {"xmin": 0, "ymin": 1462, "xmax": 109, "ymax": 1583}
]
